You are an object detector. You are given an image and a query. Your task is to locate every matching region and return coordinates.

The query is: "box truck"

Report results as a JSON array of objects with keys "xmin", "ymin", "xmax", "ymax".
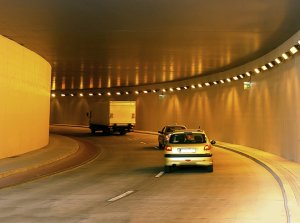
[{"xmin": 89, "ymin": 101, "xmax": 136, "ymax": 135}]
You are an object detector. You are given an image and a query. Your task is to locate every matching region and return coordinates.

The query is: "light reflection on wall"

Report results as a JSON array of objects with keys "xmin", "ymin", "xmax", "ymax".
[
  {"xmin": 97, "ymin": 76, "xmax": 102, "ymax": 88},
  {"xmin": 135, "ymin": 65, "xmax": 140, "ymax": 85},
  {"xmin": 71, "ymin": 76, "xmax": 75, "ymax": 89},
  {"xmin": 80, "ymin": 75, "xmax": 84, "ymax": 89},
  {"xmin": 51, "ymin": 75, "xmax": 56, "ymax": 90},
  {"xmin": 107, "ymin": 74, "xmax": 111, "ymax": 88},
  {"xmin": 116, "ymin": 64, "xmax": 121, "ymax": 86},
  {"xmin": 61, "ymin": 76, "xmax": 66, "ymax": 90},
  {"xmin": 169, "ymin": 59, "xmax": 174, "ymax": 80},
  {"xmin": 197, "ymin": 60, "xmax": 202, "ymax": 74},
  {"xmin": 89, "ymin": 76, "xmax": 94, "ymax": 88}
]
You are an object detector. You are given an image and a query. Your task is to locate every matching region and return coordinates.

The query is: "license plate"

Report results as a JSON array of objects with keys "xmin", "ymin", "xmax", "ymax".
[{"xmin": 179, "ymin": 148, "xmax": 195, "ymax": 153}]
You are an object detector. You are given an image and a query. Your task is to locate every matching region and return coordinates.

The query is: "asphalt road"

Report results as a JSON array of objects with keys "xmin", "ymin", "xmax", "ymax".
[{"xmin": 0, "ymin": 127, "xmax": 286, "ymax": 223}]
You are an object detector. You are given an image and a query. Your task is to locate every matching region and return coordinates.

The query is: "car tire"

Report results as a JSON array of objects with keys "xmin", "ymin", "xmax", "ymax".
[
  {"xmin": 158, "ymin": 143, "xmax": 163, "ymax": 150},
  {"xmin": 120, "ymin": 130, "xmax": 126, "ymax": 135},
  {"xmin": 207, "ymin": 165, "xmax": 213, "ymax": 172},
  {"xmin": 164, "ymin": 165, "xmax": 172, "ymax": 173}
]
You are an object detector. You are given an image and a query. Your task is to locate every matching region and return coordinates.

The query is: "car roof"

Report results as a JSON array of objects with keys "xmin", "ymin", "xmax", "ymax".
[
  {"xmin": 165, "ymin": 124, "xmax": 186, "ymax": 128},
  {"xmin": 171, "ymin": 129, "xmax": 205, "ymax": 134}
]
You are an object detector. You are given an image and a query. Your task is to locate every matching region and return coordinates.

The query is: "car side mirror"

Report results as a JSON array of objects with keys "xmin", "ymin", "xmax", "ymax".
[{"xmin": 210, "ymin": 140, "xmax": 216, "ymax": 145}]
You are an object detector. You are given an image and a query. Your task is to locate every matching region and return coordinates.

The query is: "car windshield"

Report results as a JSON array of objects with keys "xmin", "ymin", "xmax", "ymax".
[
  {"xmin": 169, "ymin": 133, "xmax": 206, "ymax": 144},
  {"xmin": 166, "ymin": 126, "xmax": 186, "ymax": 132}
]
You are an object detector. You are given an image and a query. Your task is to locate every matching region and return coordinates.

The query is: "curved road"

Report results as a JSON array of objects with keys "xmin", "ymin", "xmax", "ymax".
[{"xmin": 0, "ymin": 127, "xmax": 286, "ymax": 223}]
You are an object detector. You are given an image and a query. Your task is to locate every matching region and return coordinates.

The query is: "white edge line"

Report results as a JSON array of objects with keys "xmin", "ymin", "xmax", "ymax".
[
  {"xmin": 155, "ymin": 171, "xmax": 164, "ymax": 178},
  {"xmin": 108, "ymin": 190, "xmax": 135, "ymax": 202}
]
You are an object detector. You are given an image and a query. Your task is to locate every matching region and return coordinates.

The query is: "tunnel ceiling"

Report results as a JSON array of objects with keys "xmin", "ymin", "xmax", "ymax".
[{"xmin": 0, "ymin": 0, "xmax": 300, "ymax": 91}]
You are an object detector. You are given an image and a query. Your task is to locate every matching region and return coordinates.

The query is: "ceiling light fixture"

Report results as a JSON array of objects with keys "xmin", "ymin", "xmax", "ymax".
[
  {"xmin": 282, "ymin": 53, "xmax": 288, "ymax": 60},
  {"xmin": 275, "ymin": 58, "xmax": 281, "ymax": 64},
  {"xmin": 254, "ymin": 68, "xmax": 260, "ymax": 74},
  {"xmin": 261, "ymin": 65, "xmax": 267, "ymax": 71},
  {"xmin": 290, "ymin": 46, "xmax": 298, "ymax": 54}
]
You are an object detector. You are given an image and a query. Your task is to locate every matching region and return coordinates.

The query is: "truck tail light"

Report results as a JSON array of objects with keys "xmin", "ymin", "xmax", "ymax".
[
  {"xmin": 204, "ymin": 144, "xmax": 212, "ymax": 150},
  {"xmin": 165, "ymin": 146, "xmax": 172, "ymax": 151}
]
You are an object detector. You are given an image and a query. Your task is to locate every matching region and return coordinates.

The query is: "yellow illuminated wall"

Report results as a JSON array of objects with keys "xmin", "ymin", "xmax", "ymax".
[{"xmin": 0, "ymin": 35, "xmax": 51, "ymax": 159}]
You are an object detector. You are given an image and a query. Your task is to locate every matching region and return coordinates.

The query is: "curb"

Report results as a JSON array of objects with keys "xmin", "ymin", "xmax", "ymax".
[{"xmin": 0, "ymin": 134, "xmax": 79, "ymax": 179}]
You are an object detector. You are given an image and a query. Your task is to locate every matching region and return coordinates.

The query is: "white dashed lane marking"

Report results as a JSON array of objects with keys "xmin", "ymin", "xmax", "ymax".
[
  {"xmin": 108, "ymin": 190, "xmax": 135, "ymax": 202},
  {"xmin": 155, "ymin": 171, "xmax": 164, "ymax": 178}
]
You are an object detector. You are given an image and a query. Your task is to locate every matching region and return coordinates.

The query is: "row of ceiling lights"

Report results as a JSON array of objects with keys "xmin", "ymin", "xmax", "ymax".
[{"xmin": 51, "ymin": 42, "xmax": 300, "ymax": 98}]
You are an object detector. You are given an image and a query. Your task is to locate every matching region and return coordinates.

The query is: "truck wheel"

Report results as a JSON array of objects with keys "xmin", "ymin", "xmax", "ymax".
[
  {"xmin": 103, "ymin": 129, "xmax": 110, "ymax": 135},
  {"xmin": 120, "ymin": 131, "xmax": 126, "ymax": 135},
  {"xmin": 207, "ymin": 165, "xmax": 214, "ymax": 172}
]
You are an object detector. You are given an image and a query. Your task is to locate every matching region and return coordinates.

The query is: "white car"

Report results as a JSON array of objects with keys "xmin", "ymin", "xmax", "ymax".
[
  {"xmin": 164, "ymin": 129, "xmax": 215, "ymax": 172},
  {"xmin": 158, "ymin": 124, "xmax": 187, "ymax": 149}
]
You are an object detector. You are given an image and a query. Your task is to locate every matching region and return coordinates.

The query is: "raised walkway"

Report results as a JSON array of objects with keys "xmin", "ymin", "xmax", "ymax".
[{"xmin": 0, "ymin": 133, "xmax": 98, "ymax": 189}]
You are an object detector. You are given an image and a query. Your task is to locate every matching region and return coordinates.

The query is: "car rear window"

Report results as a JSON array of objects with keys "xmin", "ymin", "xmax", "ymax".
[{"xmin": 169, "ymin": 133, "xmax": 206, "ymax": 144}]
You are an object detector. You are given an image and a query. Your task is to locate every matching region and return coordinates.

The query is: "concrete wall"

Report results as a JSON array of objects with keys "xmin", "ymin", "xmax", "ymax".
[
  {"xmin": 0, "ymin": 35, "xmax": 51, "ymax": 159},
  {"xmin": 50, "ymin": 31, "xmax": 300, "ymax": 162}
]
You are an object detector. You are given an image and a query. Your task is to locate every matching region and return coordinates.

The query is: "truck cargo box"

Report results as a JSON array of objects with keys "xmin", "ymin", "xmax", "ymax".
[{"xmin": 89, "ymin": 101, "xmax": 136, "ymax": 135}]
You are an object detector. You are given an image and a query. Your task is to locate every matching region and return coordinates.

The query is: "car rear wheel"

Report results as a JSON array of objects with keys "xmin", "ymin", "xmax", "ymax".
[
  {"xmin": 158, "ymin": 143, "xmax": 163, "ymax": 150},
  {"xmin": 164, "ymin": 165, "xmax": 172, "ymax": 173},
  {"xmin": 207, "ymin": 165, "xmax": 213, "ymax": 172}
]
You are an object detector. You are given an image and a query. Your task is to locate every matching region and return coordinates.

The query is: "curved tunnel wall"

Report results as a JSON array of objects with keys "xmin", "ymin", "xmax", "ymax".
[
  {"xmin": 0, "ymin": 35, "xmax": 51, "ymax": 159},
  {"xmin": 50, "ymin": 31, "xmax": 300, "ymax": 163}
]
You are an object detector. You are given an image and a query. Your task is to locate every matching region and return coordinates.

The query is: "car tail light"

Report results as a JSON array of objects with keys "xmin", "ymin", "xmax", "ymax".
[
  {"xmin": 165, "ymin": 146, "xmax": 172, "ymax": 151},
  {"xmin": 204, "ymin": 144, "xmax": 212, "ymax": 150}
]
